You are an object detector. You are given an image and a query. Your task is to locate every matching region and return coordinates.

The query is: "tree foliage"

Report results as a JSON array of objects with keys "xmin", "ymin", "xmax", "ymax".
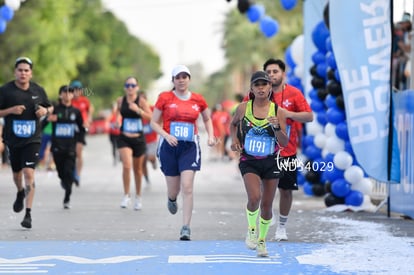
[
  {"xmin": 199, "ymin": 0, "xmax": 303, "ymax": 106},
  {"xmin": 0, "ymin": 0, "xmax": 161, "ymax": 111}
]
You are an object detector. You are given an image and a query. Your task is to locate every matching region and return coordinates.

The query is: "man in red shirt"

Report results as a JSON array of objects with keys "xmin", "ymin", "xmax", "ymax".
[
  {"xmin": 263, "ymin": 59, "xmax": 313, "ymax": 241},
  {"xmin": 70, "ymin": 80, "xmax": 94, "ymax": 186}
]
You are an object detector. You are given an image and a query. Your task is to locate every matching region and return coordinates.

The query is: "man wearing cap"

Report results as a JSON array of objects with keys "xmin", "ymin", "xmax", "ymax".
[
  {"xmin": 0, "ymin": 57, "xmax": 53, "ymax": 229},
  {"xmin": 230, "ymin": 70, "xmax": 288, "ymax": 257},
  {"xmin": 263, "ymin": 58, "xmax": 313, "ymax": 241},
  {"xmin": 70, "ymin": 80, "xmax": 94, "ymax": 186}
]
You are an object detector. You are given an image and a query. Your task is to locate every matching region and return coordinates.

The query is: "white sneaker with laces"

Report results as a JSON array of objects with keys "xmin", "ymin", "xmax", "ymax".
[
  {"xmin": 245, "ymin": 228, "xmax": 257, "ymax": 250},
  {"xmin": 274, "ymin": 227, "xmax": 288, "ymax": 241},
  {"xmin": 134, "ymin": 196, "xmax": 142, "ymax": 210},
  {"xmin": 120, "ymin": 195, "xmax": 131, "ymax": 208}
]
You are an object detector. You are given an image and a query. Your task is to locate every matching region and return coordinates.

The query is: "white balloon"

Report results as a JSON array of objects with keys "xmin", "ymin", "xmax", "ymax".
[
  {"xmin": 325, "ymin": 135, "xmax": 345, "ymax": 154},
  {"xmin": 344, "ymin": 165, "xmax": 364, "ymax": 185},
  {"xmin": 290, "ymin": 34, "xmax": 304, "ymax": 65},
  {"xmin": 5, "ymin": 0, "xmax": 20, "ymax": 10},
  {"xmin": 314, "ymin": 133, "xmax": 327, "ymax": 149},
  {"xmin": 306, "ymin": 120, "xmax": 323, "ymax": 136},
  {"xmin": 321, "ymin": 148, "xmax": 330, "ymax": 158},
  {"xmin": 324, "ymin": 123, "xmax": 336, "ymax": 137},
  {"xmin": 333, "ymin": 151, "xmax": 353, "ymax": 170},
  {"xmin": 294, "ymin": 64, "xmax": 304, "ymax": 79},
  {"xmin": 352, "ymin": 177, "xmax": 373, "ymax": 195}
]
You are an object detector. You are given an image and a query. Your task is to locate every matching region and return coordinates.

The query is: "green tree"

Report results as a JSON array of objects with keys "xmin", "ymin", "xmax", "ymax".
[{"xmin": 199, "ymin": 0, "xmax": 303, "ymax": 105}]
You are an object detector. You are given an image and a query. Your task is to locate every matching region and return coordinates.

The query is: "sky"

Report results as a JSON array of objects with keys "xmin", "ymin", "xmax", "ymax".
[
  {"xmin": 101, "ymin": 0, "xmax": 413, "ymax": 94},
  {"xmin": 101, "ymin": 0, "xmax": 236, "ymax": 93}
]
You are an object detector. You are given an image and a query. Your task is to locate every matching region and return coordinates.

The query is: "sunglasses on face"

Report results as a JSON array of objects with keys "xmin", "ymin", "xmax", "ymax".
[
  {"xmin": 124, "ymin": 83, "xmax": 137, "ymax": 88},
  {"xmin": 253, "ymin": 81, "xmax": 269, "ymax": 87},
  {"xmin": 174, "ymin": 74, "xmax": 188, "ymax": 80}
]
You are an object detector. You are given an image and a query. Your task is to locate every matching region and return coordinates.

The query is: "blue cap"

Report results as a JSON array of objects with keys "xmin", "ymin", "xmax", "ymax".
[{"xmin": 70, "ymin": 80, "xmax": 83, "ymax": 89}]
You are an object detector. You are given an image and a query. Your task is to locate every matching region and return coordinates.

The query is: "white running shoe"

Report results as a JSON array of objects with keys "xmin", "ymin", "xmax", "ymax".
[
  {"xmin": 245, "ymin": 228, "xmax": 257, "ymax": 250},
  {"xmin": 256, "ymin": 240, "xmax": 269, "ymax": 257},
  {"xmin": 120, "ymin": 195, "xmax": 131, "ymax": 208},
  {"xmin": 134, "ymin": 196, "xmax": 142, "ymax": 210},
  {"xmin": 274, "ymin": 227, "xmax": 288, "ymax": 241}
]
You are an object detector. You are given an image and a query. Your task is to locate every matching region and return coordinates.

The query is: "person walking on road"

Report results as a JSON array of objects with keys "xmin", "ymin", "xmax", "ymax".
[
  {"xmin": 48, "ymin": 85, "xmax": 85, "ymax": 209},
  {"xmin": 70, "ymin": 80, "xmax": 93, "ymax": 186},
  {"xmin": 138, "ymin": 91, "xmax": 158, "ymax": 184},
  {"xmin": 263, "ymin": 58, "xmax": 313, "ymax": 241},
  {"xmin": 150, "ymin": 65, "xmax": 216, "ymax": 241},
  {"xmin": 0, "ymin": 57, "xmax": 53, "ymax": 229},
  {"xmin": 107, "ymin": 102, "xmax": 121, "ymax": 166},
  {"xmin": 116, "ymin": 77, "xmax": 152, "ymax": 210},
  {"xmin": 230, "ymin": 71, "xmax": 288, "ymax": 257}
]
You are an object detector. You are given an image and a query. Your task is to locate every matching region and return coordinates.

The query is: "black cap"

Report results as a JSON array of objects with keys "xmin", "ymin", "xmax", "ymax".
[
  {"xmin": 250, "ymin": 71, "xmax": 271, "ymax": 84},
  {"xmin": 59, "ymin": 85, "xmax": 74, "ymax": 94}
]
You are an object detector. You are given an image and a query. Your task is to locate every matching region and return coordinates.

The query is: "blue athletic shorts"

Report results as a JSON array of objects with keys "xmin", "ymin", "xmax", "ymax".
[{"xmin": 158, "ymin": 136, "xmax": 201, "ymax": 176}]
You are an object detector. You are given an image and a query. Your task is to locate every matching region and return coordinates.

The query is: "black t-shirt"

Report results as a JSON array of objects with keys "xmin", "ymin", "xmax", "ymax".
[
  {"xmin": 51, "ymin": 103, "xmax": 84, "ymax": 153},
  {"xmin": 0, "ymin": 81, "xmax": 51, "ymax": 148}
]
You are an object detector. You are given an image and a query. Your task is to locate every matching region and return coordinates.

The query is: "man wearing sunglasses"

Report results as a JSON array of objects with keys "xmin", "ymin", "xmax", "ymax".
[{"xmin": 0, "ymin": 57, "xmax": 53, "ymax": 229}]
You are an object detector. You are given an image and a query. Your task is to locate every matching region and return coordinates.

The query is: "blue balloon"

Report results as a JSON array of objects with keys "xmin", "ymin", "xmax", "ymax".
[
  {"xmin": 302, "ymin": 135, "xmax": 314, "ymax": 148},
  {"xmin": 297, "ymin": 172, "xmax": 305, "ymax": 186},
  {"xmin": 304, "ymin": 145, "xmax": 322, "ymax": 160},
  {"xmin": 310, "ymin": 98, "xmax": 325, "ymax": 112},
  {"xmin": 325, "ymin": 94, "xmax": 337, "ymax": 108},
  {"xmin": 326, "ymin": 51, "xmax": 337, "ymax": 69},
  {"xmin": 334, "ymin": 69, "xmax": 341, "ymax": 82},
  {"xmin": 312, "ymin": 51, "xmax": 326, "ymax": 65},
  {"xmin": 335, "ymin": 122, "xmax": 349, "ymax": 141},
  {"xmin": 303, "ymin": 181, "xmax": 314, "ymax": 196},
  {"xmin": 287, "ymin": 76, "xmax": 301, "ymax": 87},
  {"xmin": 316, "ymin": 62, "xmax": 328, "ymax": 79},
  {"xmin": 326, "ymin": 107, "xmax": 345, "ymax": 124},
  {"xmin": 285, "ymin": 46, "xmax": 296, "ymax": 68},
  {"xmin": 259, "ymin": 16, "xmax": 279, "ymax": 38},
  {"xmin": 345, "ymin": 190, "xmax": 364, "ymax": 206},
  {"xmin": 324, "ymin": 153, "xmax": 335, "ymax": 164},
  {"xmin": 312, "ymin": 21, "xmax": 330, "ymax": 53},
  {"xmin": 344, "ymin": 140, "xmax": 354, "ymax": 155},
  {"xmin": 325, "ymin": 36, "xmax": 332, "ymax": 52},
  {"xmin": 323, "ymin": 167, "xmax": 344, "ymax": 183},
  {"xmin": 0, "ymin": 18, "xmax": 6, "ymax": 34},
  {"xmin": 331, "ymin": 178, "xmax": 351, "ymax": 197},
  {"xmin": 281, "ymin": 0, "xmax": 298, "ymax": 10},
  {"xmin": 0, "ymin": 5, "xmax": 14, "ymax": 21},
  {"xmin": 246, "ymin": 4, "xmax": 265, "ymax": 23},
  {"xmin": 308, "ymin": 88, "xmax": 319, "ymax": 101},
  {"xmin": 316, "ymin": 111, "xmax": 327, "ymax": 126}
]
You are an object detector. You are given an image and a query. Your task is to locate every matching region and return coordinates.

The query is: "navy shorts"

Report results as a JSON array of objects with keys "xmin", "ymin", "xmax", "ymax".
[
  {"xmin": 158, "ymin": 136, "xmax": 201, "ymax": 176},
  {"xmin": 8, "ymin": 143, "xmax": 41, "ymax": 172},
  {"xmin": 239, "ymin": 156, "xmax": 283, "ymax": 179}
]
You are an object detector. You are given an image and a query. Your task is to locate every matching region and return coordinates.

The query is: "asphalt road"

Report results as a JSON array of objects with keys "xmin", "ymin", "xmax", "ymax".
[{"xmin": 0, "ymin": 134, "xmax": 413, "ymax": 274}]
